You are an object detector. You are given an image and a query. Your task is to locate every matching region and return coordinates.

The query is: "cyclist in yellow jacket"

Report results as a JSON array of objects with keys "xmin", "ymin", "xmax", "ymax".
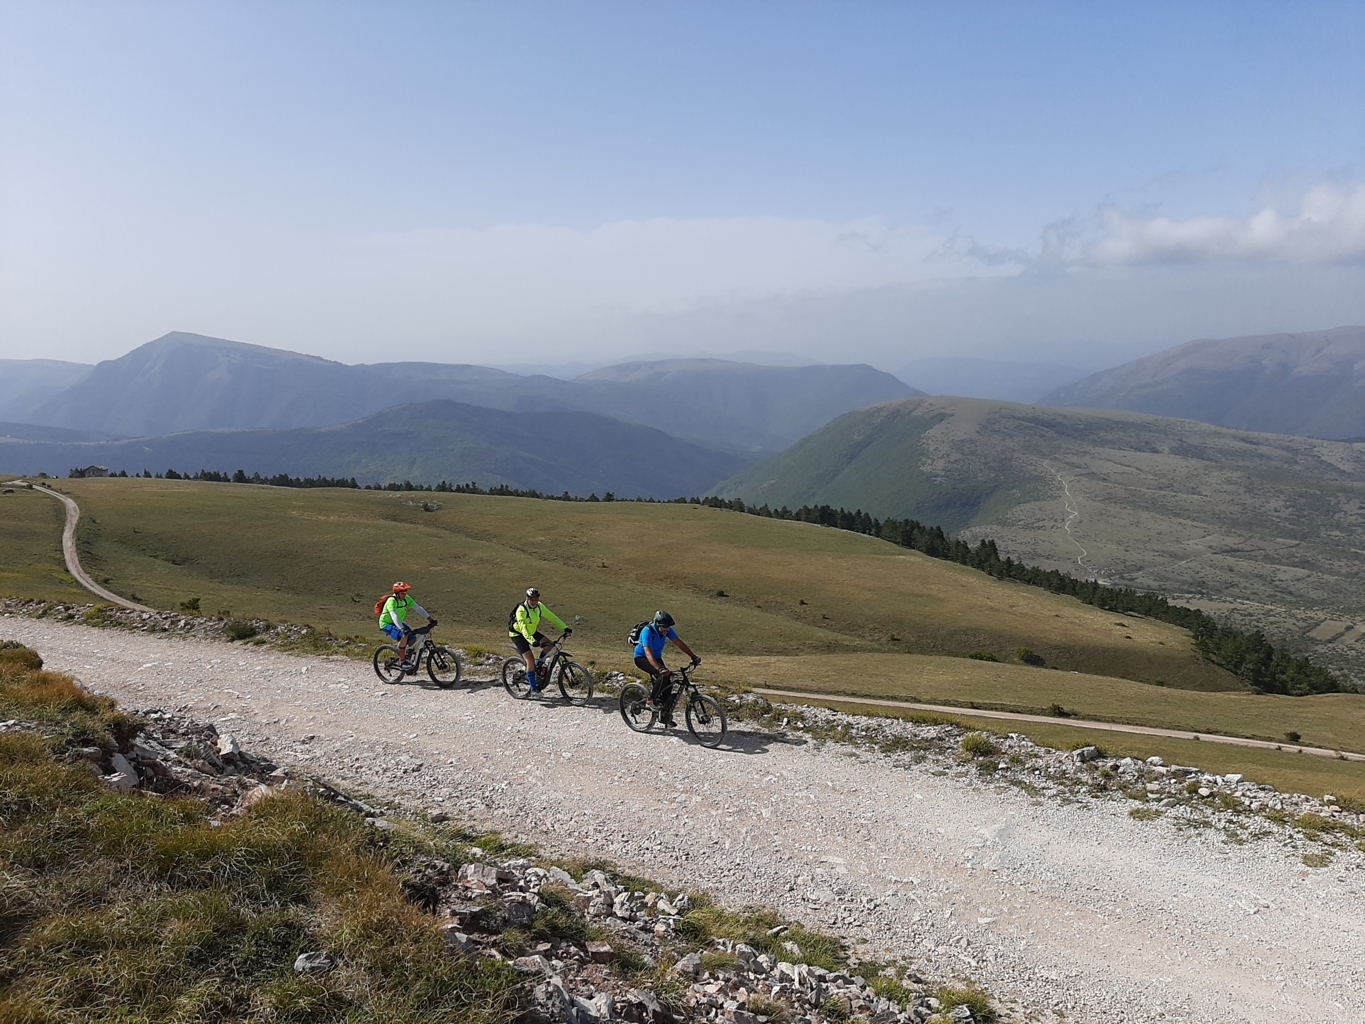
[{"xmin": 509, "ymin": 587, "xmax": 571, "ymax": 692}]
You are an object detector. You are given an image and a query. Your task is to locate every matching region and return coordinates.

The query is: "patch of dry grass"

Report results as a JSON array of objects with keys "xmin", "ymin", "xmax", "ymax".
[{"xmin": 0, "ymin": 647, "xmax": 523, "ymax": 1024}]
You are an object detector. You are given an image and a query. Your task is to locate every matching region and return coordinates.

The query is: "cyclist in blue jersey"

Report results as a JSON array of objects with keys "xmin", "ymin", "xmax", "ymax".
[{"xmin": 633, "ymin": 610, "xmax": 700, "ymax": 726}]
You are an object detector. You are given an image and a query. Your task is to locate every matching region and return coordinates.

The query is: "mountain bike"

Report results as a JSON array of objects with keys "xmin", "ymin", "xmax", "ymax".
[
  {"xmin": 502, "ymin": 631, "xmax": 594, "ymax": 705},
  {"xmin": 373, "ymin": 622, "xmax": 462, "ymax": 688},
  {"xmin": 618, "ymin": 663, "xmax": 726, "ymax": 747}
]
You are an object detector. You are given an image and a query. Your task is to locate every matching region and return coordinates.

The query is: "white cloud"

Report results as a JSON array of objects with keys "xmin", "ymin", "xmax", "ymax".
[{"xmin": 1080, "ymin": 181, "xmax": 1365, "ymax": 266}]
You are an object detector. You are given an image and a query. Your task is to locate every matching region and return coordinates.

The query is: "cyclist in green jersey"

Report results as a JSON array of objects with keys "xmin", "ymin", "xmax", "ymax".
[{"xmin": 378, "ymin": 581, "xmax": 433, "ymax": 671}]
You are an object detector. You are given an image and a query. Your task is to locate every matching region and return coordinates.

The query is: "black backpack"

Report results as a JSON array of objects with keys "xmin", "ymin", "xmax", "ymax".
[
  {"xmin": 627, "ymin": 620, "xmax": 651, "ymax": 647},
  {"xmin": 507, "ymin": 603, "xmax": 527, "ymax": 633}
]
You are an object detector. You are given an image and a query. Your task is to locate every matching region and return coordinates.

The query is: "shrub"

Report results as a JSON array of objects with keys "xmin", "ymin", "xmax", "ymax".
[
  {"xmin": 869, "ymin": 973, "xmax": 918, "ymax": 1006},
  {"xmin": 1014, "ymin": 647, "xmax": 1045, "ymax": 667},
  {"xmin": 936, "ymin": 982, "xmax": 996, "ymax": 1022},
  {"xmin": 966, "ymin": 651, "xmax": 998, "ymax": 662},
  {"xmin": 1284, "ymin": 731, "xmax": 1301, "ymax": 743},
  {"xmin": 1301, "ymin": 850, "xmax": 1333, "ymax": 868},
  {"xmin": 960, "ymin": 733, "xmax": 999, "ymax": 758},
  {"xmin": 819, "ymin": 995, "xmax": 850, "ymax": 1020},
  {"xmin": 226, "ymin": 620, "xmax": 258, "ymax": 642},
  {"xmin": 1047, "ymin": 703, "xmax": 1074, "ymax": 718},
  {"xmin": 179, "ymin": 597, "xmax": 201, "ymax": 613},
  {"xmin": 676, "ymin": 899, "xmax": 847, "ymax": 972},
  {"xmin": 747, "ymin": 995, "xmax": 788, "ymax": 1021},
  {"xmin": 701, "ymin": 950, "xmax": 740, "ymax": 974},
  {"xmin": 0, "ymin": 641, "xmax": 43, "ymax": 670}
]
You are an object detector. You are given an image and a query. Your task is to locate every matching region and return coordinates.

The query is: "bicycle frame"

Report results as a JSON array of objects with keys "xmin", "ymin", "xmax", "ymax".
[
  {"xmin": 537, "ymin": 633, "xmax": 570, "ymax": 673},
  {"xmin": 402, "ymin": 623, "xmax": 436, "ymax": 664},
  {"xmin": 659, "ymin": 662, "xmax": 698, "ymax": 707}
]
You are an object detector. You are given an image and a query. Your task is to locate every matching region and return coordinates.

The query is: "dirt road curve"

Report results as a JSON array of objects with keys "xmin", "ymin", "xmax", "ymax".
[
  {"xmin": 754, "ymin": 687, "xmax": 1365, "ymax": 763},
  {"xmin": 23, "ymin": 483, "xmax": 152, "ymax": 612},
  {"xmin": 7, "ymin": 617, "xmax": 1363, "ymax": 1024}
]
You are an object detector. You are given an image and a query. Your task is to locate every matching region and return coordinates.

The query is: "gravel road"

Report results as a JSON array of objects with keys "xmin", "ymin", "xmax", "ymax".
[{"xmin": 7, "ymin": 615, "xmax": 1363, "ymax": 1024}]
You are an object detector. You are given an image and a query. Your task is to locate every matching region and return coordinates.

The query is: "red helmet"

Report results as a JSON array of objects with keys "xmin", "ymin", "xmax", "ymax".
[{"xmin": 392, "ymin": 581, "xmax": 411, "ymax": 593}]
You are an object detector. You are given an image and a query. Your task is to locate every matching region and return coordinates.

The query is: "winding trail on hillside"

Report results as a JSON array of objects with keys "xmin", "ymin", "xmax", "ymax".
[
  {"xmin": 752, "ymin": 687, "xmax": 1365, "ymax": 761},
  {"xmin": 5, "ymin": 616, "xmax": 1363, "ymax": 1024},
  {"xmin": 1043, "ymin": 461, "xmax": 1095, "ymax": 577},
  {"xmin": 22, "ymin": 482, "xmax": 153, "ymax": 613}
]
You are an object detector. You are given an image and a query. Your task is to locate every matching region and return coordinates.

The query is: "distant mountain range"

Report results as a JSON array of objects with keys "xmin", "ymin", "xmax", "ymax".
[
  {"xmin": 1040, "ymin": 326, "xmax": 1365, "ymax": 439},
  {"xmin": 0, "ymin": 399, "xmax": 747, "ymax": 498},
  {"xmin": 9, "ymin": 332, "xmax": 919, "ymax": 453}
]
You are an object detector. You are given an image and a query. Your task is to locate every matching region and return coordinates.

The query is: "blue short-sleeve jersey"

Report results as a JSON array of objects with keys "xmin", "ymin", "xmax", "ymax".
[{"xmin": 634, "ymin": 623, "xmax": 678, "ymax": 659}]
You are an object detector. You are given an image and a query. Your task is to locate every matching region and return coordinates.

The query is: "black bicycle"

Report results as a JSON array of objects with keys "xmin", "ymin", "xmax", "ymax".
[
  {"xmin": 502, "ymin": 631, "xmax": 594, "ymax": 705},
  {"xmin": 618, "ymin": 663, "xmax": 726, "ymax": 747},
  {"xmin": 373, "ymin": 622, "xmax": 462, "ymax": 688}
]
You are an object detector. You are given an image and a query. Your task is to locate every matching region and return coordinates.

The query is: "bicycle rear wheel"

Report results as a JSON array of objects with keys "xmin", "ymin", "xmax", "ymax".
[
  {"xmin": 427, "ymin": 646, "xmax": 462, "ymax": 688},
  {"xmin": 502, "ymin": 657, "xmax": 533, "ymax": 699},
  {"xmin": 618, "ymin": 682, "xmax": 656, "ymax": 732},
  {"xmin": 685, "ymin": 693, "xmax": 727, "ymax": 748},
  {"xmin": 373, "ymin": 645, "xmax": 405, "ymax": 683},
  {"xmin": 556, "ymin": 661, "xmax": 594, "ymax": 705}
]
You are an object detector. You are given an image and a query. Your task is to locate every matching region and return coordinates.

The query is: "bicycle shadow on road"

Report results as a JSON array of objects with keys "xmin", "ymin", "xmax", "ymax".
[
  {"xmin": 378, "ymin": 673, "xmax": 504, "ymax": 693},
  {"xmin": 512, "ymin": 692, "xmax": 794, "ymax": 755}
]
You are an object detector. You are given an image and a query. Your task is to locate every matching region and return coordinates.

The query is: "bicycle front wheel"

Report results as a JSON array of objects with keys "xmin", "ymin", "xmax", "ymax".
[
  {"xmin": 686, "ymin": 693, "xmax": 727, "ymax": 748},
  {"xmin": 556, "ymin": 661, "xmax": 594, "ymax": 705},
  {"xmin": 373, "ymin": 645, "xmax": 405, "ymax": 683},
  {"xmin": 427, "ymin": 646, "xmax": 462, "ymax": 688},
  {"xmin": 502, "ymin": 657, "xmax": 533, "ymax": 699},
  {"xmin": 619, "ymin": 682, "xmax": 656, "ymax": 732}
]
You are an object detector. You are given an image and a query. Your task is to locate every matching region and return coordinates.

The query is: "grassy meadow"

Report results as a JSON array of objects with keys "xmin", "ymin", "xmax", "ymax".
[
  {"xmin": 21, "ymin": 477, "xmax": 1226, "ymax": 682},
  {"xmin": 0, "ymin": 481, "xmax": 88, "ymax": 603},
  {"xmin": 8, "ymin": 476, "xmax": 1365, "ymax": 784}
]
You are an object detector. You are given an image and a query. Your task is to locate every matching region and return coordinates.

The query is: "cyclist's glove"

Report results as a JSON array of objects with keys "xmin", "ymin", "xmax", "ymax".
[
  {"xmin": 691, "ymin": 656, "xmax": 702, "ymax": 666},
  {"xmin": 427, "ymin": 618, "xmax": 438, "ymax": 626},
  {"xmin": 563, "ymin": 628, "xmax": 573, "ymax": 636}
]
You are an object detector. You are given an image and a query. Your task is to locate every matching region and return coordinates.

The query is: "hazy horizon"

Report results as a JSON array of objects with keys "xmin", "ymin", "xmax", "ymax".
[{"xmin": 2, "ymin": 2, "xmax": 1363, "ymax": 371}]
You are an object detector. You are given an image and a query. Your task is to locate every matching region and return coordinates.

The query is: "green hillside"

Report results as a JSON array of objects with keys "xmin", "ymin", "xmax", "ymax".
[
  {"xmin": 711, "ymin": 400, "xmax": 1032, "ymax": 530},
  {"xmin": 8, "ymin": 477, "xmax": 1235, "ymax": 691},
  {"xmin": 714, "ymin": 396, "xmax": 1365, "ymax": 683}
]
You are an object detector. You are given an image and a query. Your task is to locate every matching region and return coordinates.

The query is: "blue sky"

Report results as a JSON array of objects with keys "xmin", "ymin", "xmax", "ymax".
[{"xmin": 2, "ymin": 0, "xmax": 1363, "ymax": 374}]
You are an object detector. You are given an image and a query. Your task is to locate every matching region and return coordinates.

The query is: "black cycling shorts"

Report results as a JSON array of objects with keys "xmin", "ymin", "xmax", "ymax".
[
  {"xmin": 634, "ymin": 654, "xmax": 667, "ymax": 679},
  {"xmin": 510, "ymin": 631, "xmax": 546, "ymax": 655}
]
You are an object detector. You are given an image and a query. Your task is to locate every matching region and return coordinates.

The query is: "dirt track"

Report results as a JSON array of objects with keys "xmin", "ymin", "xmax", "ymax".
[{"xmin": 7, "ymin": 615, "xmax": 1364, "ymax": 1024}]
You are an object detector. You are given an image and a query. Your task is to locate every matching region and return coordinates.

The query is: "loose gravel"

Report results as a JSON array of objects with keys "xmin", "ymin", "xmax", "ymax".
[{"xmin": 7, "ymin": 615, "xmax": 1364, "ymax": 1024}]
